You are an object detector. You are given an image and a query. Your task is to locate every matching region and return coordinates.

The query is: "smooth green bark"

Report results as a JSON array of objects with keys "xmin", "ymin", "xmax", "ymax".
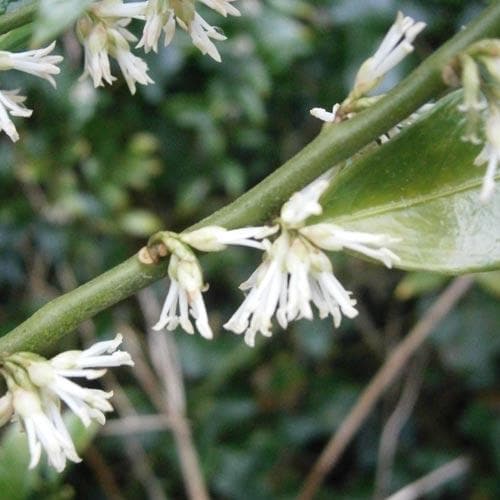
[{"xmin": 1, "ymin": 2, "xmax": 500, "ymax": 354}]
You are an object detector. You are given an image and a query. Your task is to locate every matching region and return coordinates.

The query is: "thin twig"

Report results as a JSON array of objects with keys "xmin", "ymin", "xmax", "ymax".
[
  {"xmin": 85, "ymin": 445, "xmax": 126, "ymax": 500},
  {"xmin": 298, "ymin": 276, "xmax": 473, "ymax": 499},
  {"xmin": 386, "ymin": 456, "xmax": 470, "ymax": 500},
  {"xmin": 101, "ymin": 414, "xmax": 172, "ymax": 436},
  {"xmin": 138, "ymin": 288, "xmax": 210, "ymax": 500},
  {"xmin": 353, "ymin": 300, "xmax": 385, "ymax": 358},
  {"xmin": 373, "ymin": 352, "xmax": 428, "ymax": 499},
  {"xmin": 102, "ymin": 369, "xmax": 169, "ymax": 500},
  {"xmin": 118, "ymin": 323, "xmax": 167, "ymax": 412}
]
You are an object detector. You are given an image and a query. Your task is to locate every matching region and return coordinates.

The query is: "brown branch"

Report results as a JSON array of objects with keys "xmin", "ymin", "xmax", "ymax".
[
  {"xmin": 138, "ymin": 288, "xmax": 210, "ymax": 500},
  {"xmin": 298, "ymin": 276, "xmax": 474, "ymax": 499},
  {"xmin": 373, "ymin": 352, "xmax": 428, "ymax": 499}
]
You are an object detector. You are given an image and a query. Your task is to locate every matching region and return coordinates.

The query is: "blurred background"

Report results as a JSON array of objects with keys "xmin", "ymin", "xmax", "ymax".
[{"xmin": 0, "ymin": 0, "xmax": 499, "ymax": 498}]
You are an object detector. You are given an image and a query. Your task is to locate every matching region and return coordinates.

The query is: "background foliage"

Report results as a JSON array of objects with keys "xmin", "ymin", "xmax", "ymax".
[{"xmin": 0, "ymin": 0, "xmax": 499, "ymax": 498}]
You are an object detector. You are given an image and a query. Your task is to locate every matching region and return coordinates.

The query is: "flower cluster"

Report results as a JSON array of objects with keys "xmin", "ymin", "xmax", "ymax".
[
  {"xmin": 0, "ymin": 42, "xmax": 63, "ymax": 142},
  {"xmin": 77, "ymin": 0, "xmax": 240, "ymax": 94},
  {"xmin": 455, "ymin": 41, "xmax": 500, "ymax": 202},
  {"xmin": 149, "ymin": 174, "xmax": 400, "ymax": 347},
  {"xmin": 148, "ymin": 226, "xmax": 277, "ymax": 338},
  {"xmin": 0, "ymin": 335, "xmax": 133, "ymax": 472},
  {"xmin": 223, "ymin": 176, "xmax": 400, "ymax": 346}
]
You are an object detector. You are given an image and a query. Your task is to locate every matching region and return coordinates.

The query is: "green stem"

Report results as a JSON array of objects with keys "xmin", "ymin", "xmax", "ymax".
[
  {"xmin": 2, "ymin": 3, "xmax": 500, "ymax": 354},
  {"xmin": 0, "ymin": 24, "xmax": 32, "ymax": 51},
  {"xmin": 0, "ymin": 1, "xmax": 37, "ymax": 37}
]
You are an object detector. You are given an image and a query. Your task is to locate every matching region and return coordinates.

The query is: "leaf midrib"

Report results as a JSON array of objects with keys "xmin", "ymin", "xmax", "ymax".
[{"xmin": 332, "ymin": 173, "xmax": 500, "ymax": 223}]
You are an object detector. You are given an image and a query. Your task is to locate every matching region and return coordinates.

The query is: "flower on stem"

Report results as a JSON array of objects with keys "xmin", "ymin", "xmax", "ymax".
[
  {"xmin": 311, "ymin": 12, "xmax": 425, "ymax": 127},
  {"xmin": 0, "ymin": 89, "xmax": 33, "ymax": 142},
  {"xmin": 224, "ymin": 176, "xmax": 400, "ymax": 347},
  {"xmin": 0, "ymin": 43, "xmax": 62, "ymax": 142},
  {"xmin": 11, "ymin": 387, "xmax": 81, "ymax": 471},
  {"xmin": 0, "ymin": 335, "xmax": 133, "ymax": 472},
  {"xmin": 223, "ymin": 233, "xmax": 289, "ymax": 346},
  {"xmin": 180, "ymin": 225, "xmax": 278, "ymax": 251},
  {"xmin": 138, "ymin": 0, "xmax": 240, "ymax": 61},
  {"xmin": 77, "ymin": 2, "xmax": 153, "ymax": 94},
  {"xmin": 310, "ymin": 103, "xmax": 340, "ymax": 123},
  {"xmin": 150, "ymin": 225, "xmax": 277, "ymax": 339},
  {"xmin": 353, "ymin": 12, "xmax": 426, "ymax": 97},
  {"xmin": 153, "ymin": 251, "xmax": 213, "ymax": 339},
  {"xmin": 0, "ymin": 42, "xmax": 63, "ymax": 87},
  {"xmin": 199, "ymin": 0, "xmax": 240, "ymax": 17},
  {"xmin": 137, "ymin": 0, "xmax": 176, "ymax": 53}
]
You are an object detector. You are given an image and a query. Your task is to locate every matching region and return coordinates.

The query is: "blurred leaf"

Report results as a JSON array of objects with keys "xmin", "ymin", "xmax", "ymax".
[
  {"xmin": 118, "ymin": 209, "xmax": 163, "ymax": 237},
  {"xmin": 32, "ymin": 0, "xmax": 93, "ymax": 47},
  {"xmin": 320, "ymin": 91, "xmax": 500, "ymax": 273},
  {"xmin": 475, "ymin": 271, "xmax": 500, "ymax": 298},
  {"xmin": 0, "ymin": 414, "xmax": 97, "ymax": 499},
  {"xmin": 395, "ymin": 272, "xmax": 448, "ymax": 300},
  {"xmin": 253, "ymin": 8, "xmax": 312, "ymax": 70},
  {"xmin": 0, "ymin": 424, "xmax": 38, "ymax": 500},
  {"xmin": 431, "ymin": 292, "xmax": 500, "ymax": 388}
]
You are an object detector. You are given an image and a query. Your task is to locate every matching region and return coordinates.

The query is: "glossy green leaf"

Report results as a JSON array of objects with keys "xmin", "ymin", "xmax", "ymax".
[
  {"xmin": 394, "ymin": 272, "xmax": 449, "ymax": 300},
  {"xmin": 31, "ymin": 0, "xmax": 93, "ymax": 47},
  {"xmin": 319, "ymin": 91, "xmax": 500, "ymax": 274}
]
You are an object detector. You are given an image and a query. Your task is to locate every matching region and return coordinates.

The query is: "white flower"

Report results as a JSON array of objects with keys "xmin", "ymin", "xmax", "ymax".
[
  {"xmin": 474, "ymin": 107, "xmax": 500, "ymax": 202},
  {"xmin": 0, "ymin": 42, "xmax": 63, "ymax": 87},
  {"xmin": 1, "ymin": 335, "xmax": 133, "ymax": 472},
  {"xmin": 223, "ymin": 231, "xmax": 362, "ymax": 347},
  {"xmin": 138, "ymin": 0, "xmax": 238, "ymax": 59},
  {"xmin": 50, "ymin": 333, "xmax": 134, "ymax": 379},
  {"xmin": 91, "ymin": 0, "xmax": 147, "ymax": 19},
  {"xmin": 137, "ymin": 0, "xmax": 176, "ymax": 53},
  {"xmin": 153, "ymin": 253, "xmax": 213, "ymax": 339},
  {"xmin": 310, "ymin": 103, "xmax": 340, "ymax": 123},
  {"xmin": 110, "ymin": 27, "xmax": 154, "ymax": 94},
  {"xmin": 225, "ymin": 176, "xmax": 400, "ymax": 346},
  {"xmin": 0, "ymin": 43, "xmax": 62, "ymax": 141},
  {"xmin": 224, "ymin": 233, "xmax": 289, "ymax": 347},
  {"xmin": 11, "ymin": 387, "xmax": 80, "ymax": 472},
  {"xmin": 199, "ymin": 0, "xmax": 240, "ymax": 17},
  {"xmin": 280, "ymin": 173, "xmax": 332, "ymax": 227},
  {"xmin": 26, "ymin": 334, "xmax": 133, "ymax": 427},
  {"xmin": 28, "ymin": 365, "xmax": 114, "ymax": 427},
  {"xmin": 185, "ymin": 12, "xmax": 227, "ymax": 62},
  {"xmin": 78, "ymin": 21, "xmax": 115, "ymax": 87},
  {"xmin": 300, "ymin": 224, "xmax": 401, "ymax": 268},
  {"xmin": 0, "ymin": 89, "xmax": 33, "ymax": 142},
  {"xmin": 180, "ymin": 225, "xmax": 278, "ymax": 251},
  {"xmin": 354, "ymin": 12, "xmax": 426, "ymax": 95},
  {"xmin": 77, "ymin": 7, "xmax": 153, "ymax": 93}
]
